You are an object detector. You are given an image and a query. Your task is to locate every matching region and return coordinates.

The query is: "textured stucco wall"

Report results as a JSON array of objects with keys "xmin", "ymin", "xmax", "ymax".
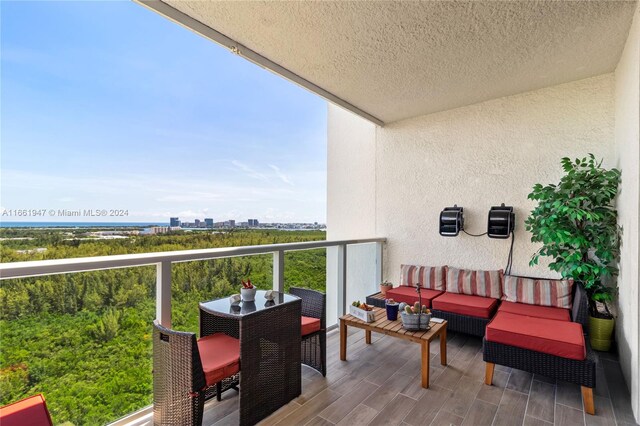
[
  {"xmin": 614, "ymin": 3, "xmax": 640, "ymax": 421},
  {"xmin": 375, "ymin": 75, "xmax": 615, "ymax": 277},
  {"xmin": 328, "ymin": 74, "xmax": 615, "ymax": 278},
  {"xmin": 327, "ymin": 107, "xmax": 377, "ymax": 240}
]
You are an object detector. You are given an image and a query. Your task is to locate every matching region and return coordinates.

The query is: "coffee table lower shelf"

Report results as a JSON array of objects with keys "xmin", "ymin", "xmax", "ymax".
[{"xmin": 339, "ymin": 307, "xmax": 447, "ymax": 388}]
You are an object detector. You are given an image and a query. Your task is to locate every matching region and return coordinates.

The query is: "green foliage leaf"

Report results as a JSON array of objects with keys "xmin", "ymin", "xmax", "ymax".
[{"xmin": 526, "ymin": 154, "xmax": 621, "ymax": 313}]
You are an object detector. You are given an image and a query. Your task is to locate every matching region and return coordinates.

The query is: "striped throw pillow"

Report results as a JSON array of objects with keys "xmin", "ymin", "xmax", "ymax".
[
  {"xmin": 502, "ymin": 275, "xmax": 574, "ymax": 309},
  {"xmin": 446, "ymin": 267, "xmax": 503, "ymax": 299},
  {"xmin": 399, "ymin": 264, "xmax": 446, "ymax": 291}
]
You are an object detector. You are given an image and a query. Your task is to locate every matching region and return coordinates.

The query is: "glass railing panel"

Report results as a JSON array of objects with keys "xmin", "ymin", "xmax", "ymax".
[
  {"xmin": 283, "ymin": 248, "xmax": 326, "ymax": 293},
  {"xmin": 0, "ymin": 267, "xmax": 155, "ymax": 425},
  {"xmin": 345, "ymin": 242, "xmax": 380, "ymax": 308},
  {"xmin": 170, "ymin": 254, "xmax": 272, "ymax": 334}
]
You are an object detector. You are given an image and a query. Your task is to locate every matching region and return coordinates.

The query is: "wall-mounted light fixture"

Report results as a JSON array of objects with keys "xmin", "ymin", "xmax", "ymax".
[
  {"xmin": 439, "ymin": 205, "xmax": 464, "ymax": 237},
  {"xmin": 487, "ymin": 204, "xmax": 515, "ymax": 239}
]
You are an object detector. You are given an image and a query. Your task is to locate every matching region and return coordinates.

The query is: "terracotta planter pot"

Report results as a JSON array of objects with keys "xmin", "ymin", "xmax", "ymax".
[
  {"xmin": 380, "ymin": 284, "xmax": 393, "ymax": 296},
  {"xmin": 588, "ymin": 315, "xmax": 615, "ymax": 352}
]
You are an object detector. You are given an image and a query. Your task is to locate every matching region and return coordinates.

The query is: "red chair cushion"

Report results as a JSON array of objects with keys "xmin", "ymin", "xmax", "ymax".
[
  {"xmin": 431, "ymin": 292, "xmax": 498, "ymax": 319},
  {"xmin": 498, "ymin": 301, "xmax": 570, "ymax": 322},
  {"xmin": 0, "ymin": 394, "xmax": 53, "ymax": 426},
  {"xmin": 197, "ymin": 333, "xmax": 240, "ymax": 386},
  {"xmin": 486, "ymin": 312, "xmax": 586, "ymax": 360},
  {"xmin": 385, "ymin": 287, "xmax": 444, "ymax": 308},
  {"xmin": 301, "ymin": 316, "xmax": 321, "ymax": 336}
]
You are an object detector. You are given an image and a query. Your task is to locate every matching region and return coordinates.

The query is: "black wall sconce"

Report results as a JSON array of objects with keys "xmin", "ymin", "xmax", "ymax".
[
  {"xmin": 487, "ymin": 204, "xmax": 515, "ymax": 239},
  {"xmin": 439, "ymin": 205, "xmax": 464, "ymax": 237}
]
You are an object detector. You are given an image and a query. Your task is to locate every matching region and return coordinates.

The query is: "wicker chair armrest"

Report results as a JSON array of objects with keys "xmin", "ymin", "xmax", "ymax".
[{"xmin": 289, "ymin": 287, "xmax": 326, "ymax": 329}]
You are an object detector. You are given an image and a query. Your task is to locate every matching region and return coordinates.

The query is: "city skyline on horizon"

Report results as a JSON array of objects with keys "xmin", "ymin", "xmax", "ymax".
[{"xmin": 1, "ymin": 2, "xmax": 327, "ymax": 224}]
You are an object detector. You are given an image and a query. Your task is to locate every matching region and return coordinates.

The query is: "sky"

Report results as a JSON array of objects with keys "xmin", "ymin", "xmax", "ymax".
[{"xmin": 1, "ymin": 1, "xmax": 327, "ymax": 224}]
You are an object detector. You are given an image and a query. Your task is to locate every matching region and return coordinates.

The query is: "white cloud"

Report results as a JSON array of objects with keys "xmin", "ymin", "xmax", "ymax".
[
  {"xmin": 231, "ymin": 160, "xmax": 269, "ymax": 182},
  {"xmin": 269, "ymin": 164, "xmax": 294, "ymax": 186}
]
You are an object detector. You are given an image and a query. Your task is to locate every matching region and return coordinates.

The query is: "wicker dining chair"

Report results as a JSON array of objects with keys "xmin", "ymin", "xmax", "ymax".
[
  {"xmin": 152, "ymin": 321, "xmax": 240, "ymax": 426},
  {"xmin": 289, "ymin": 287, "xmax": 326, "ymax": 376}
]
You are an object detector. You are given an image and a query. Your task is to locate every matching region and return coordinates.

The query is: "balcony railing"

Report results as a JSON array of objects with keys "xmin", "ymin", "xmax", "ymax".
[{"xmin": 0, "ymin": 237, "xmax": 385, "ymax": 425}]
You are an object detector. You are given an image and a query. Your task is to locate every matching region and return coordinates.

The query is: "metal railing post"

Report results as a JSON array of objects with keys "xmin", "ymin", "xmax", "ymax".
[
  {"xmin": 156, "ymin": 261, "xmax": 172, "ymax": 327},
  {"xmin": 375, "ymin": 241, "xmax": 383, "ymax": 287},
  {"xmin": 273, "ymin": 250, "xmax": 285, "ymax": 293},
  {"xmin": 336, "ymin": 244, "xmax": 347, "ymax": 316}
]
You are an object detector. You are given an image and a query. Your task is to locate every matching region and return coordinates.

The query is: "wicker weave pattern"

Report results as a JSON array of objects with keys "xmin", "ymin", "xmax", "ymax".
[
  {"xmin": 199, "ymin": 297, "xmax": 302, "ymax": 426},
  {"xmin": 200, "ymin": 313, "xmax": 239, "ymax": 340},
  {"xmin": 430, "ymin": 309, "xmax": 490, "ymax": 337},
  {"xmin": 239, "ymin": 299, "xmax": 301, "ymax": 425},
  {"xmin": 290, "ymin": 287, "xmax": 327, "ymax": 376},
  {"xmin": 152, "ymin": 321, "xmax": 206, "ymax": 426},
  {"xmin": 483, "ymin": 339, "xmax": 596, "ymax": 387}
]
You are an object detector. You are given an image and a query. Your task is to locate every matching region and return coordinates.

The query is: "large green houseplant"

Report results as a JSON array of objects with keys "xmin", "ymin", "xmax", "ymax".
[{"xmin": 525, "ymin": 154, "xmax": 621, "ymax": 350}]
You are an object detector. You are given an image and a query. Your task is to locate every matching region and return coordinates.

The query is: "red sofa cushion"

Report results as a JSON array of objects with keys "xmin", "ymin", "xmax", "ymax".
[
  {"xmin": 197, "ymin": 333, "xmax": 240, "ymax": 386},
  {"xmin": 400, "ymin": 264, "xmax": 446, "ymax": 290},
  {"xmin": 486, "ymin": 312, "xmax": 586, "ymax": 360},
  {"xmin": 431, "ymin": 292, "xmax": 498, "ymax": 319},
  {"xmin": 301, "ymin": 316, "xmax": 321, "ymax": 336},
  {"xmin": 0, "ymin": 394, "xmax": 53, "ymax": 426},
  {"xmin": 498, "ymin": 301, "xmax": 570, "ymax": 322},
  {"xmin": 386, "ymin": 286, "xmax": 444, "ymax": 308}
]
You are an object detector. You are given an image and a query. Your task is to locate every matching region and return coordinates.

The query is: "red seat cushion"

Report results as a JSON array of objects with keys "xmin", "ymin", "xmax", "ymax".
[
  {"xmin": 197, "ymin": 333, "xmax": 240, "ymax": 386},
  {"xmin": 498, "ymin": 301, "xmax": 570, "ymax": 322},
  {"xmin": 0, "ymin": 394, "xmax": 53, "ymax": 426},
  {"xmin": 486, "ymin": 312, "xmax": 586, "ymax": 360},
  {"xmin": 385, "ymin": 287, "xmax": 444, "ymax": 308},
  {"xmin": 431, "ymin": 292, "xmax": 498, "ymax": 319},
  {"xmin": 301, "ymin": 316, "xmax": 321, "ymax": 336}
]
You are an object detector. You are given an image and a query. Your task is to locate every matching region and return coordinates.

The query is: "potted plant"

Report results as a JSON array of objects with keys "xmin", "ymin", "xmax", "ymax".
[
  {"xmin": 400, "ymin": 302, "xmax": 431, "ymax": 331},
  {"xmin": 525, "ymin": 154, "xmax": 621, "ymax": 351},
  {"xmin": 241, "ymin": 279, "xmax": 257, "ymax": 302},
  {"xmin": 379, "ymin": 280, "xmax": 393, "ymax": 296}
]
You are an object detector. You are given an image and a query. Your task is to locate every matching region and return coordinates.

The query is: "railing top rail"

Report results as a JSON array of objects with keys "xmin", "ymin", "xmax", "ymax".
[{"xmin": 0, "ymin": 238, "xmax": 385, "ymax": 280}]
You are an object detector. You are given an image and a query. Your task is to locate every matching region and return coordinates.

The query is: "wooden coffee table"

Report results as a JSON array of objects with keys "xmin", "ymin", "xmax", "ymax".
[{"xmin": 339, "ymin": 307, "xmax": 447, "ymax": 388}]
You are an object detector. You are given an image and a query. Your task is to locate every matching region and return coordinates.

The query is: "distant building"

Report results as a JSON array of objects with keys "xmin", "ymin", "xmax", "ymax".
[
  {"xmin": 170, "ymin": 217, "xmax": 180, "ymax": 227},
  {"xmin": 223, "ymin": 220, "xmax": 236, "ymax": 228},
  {"xmin": 204, "ymin": 218, "xmax": 214, "ymax": 228},
  {"xmin": 248, "ymin": 219, "xmax": 259, "ymax": 227},
  {"xmin": 195, "ymin": 219, "xmax": 201, "ymax": 227},
  {"xmin": 142, "ymin": 226, "xmax": 170, "ymax": 235}
]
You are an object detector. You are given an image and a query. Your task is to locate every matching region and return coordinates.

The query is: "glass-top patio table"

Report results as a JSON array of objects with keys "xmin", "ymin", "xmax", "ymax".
[{"xmin": 199, "ymin": 290, "xmax": 302, "ymax": 426}]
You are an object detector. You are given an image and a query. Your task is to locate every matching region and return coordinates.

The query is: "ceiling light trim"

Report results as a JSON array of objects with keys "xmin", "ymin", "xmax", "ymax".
[{"xmin": 135, "ymin": 0, "xmax": 385, "ymax": 127}]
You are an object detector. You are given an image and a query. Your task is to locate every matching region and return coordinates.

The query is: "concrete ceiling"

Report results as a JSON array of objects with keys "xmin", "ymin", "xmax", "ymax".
[{"xmin": 142, "ymin": 1, "xmax": 637, "ymax": 126}]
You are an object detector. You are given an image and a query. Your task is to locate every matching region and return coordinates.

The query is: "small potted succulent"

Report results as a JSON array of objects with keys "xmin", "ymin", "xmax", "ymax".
[
  {"xmin": 385, "ymin": 298, "xmax": 399, "ymax": 321},
  {"xmin": 241, "ymin": 279, "xmax": 257, "ymax": 302},
  {"xmin": 400, "ymin": 302, "xmax": 432, "ymax": 331},
  {"xmin": 379, "ymin": 280, "xmax": 393, "ymax": 296}
]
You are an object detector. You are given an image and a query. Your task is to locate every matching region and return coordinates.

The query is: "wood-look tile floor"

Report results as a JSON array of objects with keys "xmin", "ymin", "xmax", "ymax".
[{"xmin": 203, "ymin": 327, "xmax": 638, "ymax": 426}]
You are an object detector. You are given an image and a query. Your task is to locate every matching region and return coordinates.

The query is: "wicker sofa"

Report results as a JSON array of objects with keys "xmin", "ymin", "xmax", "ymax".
[
  {"xmin": 483, "ymin": 278, "xmax": 595, "ymax": 414},
  {"xmin": 368, "ymin": 263, "xmax": 596, "ymax": 414},
  {"xmin": 382, "ymin": 265, "xmax": 502, "ymax": 337}
]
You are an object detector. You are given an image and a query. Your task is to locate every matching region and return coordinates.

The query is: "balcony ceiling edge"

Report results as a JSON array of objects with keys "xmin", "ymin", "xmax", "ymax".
[
  {"xmin": 137, "ymin": 0, "xmax": 637, "ymax": 125},
  {"xmin": 134, "ymin": 0, "xmax": 385, "ymax": 127}
]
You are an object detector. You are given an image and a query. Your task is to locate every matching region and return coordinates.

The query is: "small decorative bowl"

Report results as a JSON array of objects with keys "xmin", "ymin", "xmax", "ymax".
[
  {"xmin": 229, "ymin": 294, "xmax": 241, "ymax": 306},
  {"xmin": 264, "ymin": 290, "xmax": 275, "ymax": 300}
]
